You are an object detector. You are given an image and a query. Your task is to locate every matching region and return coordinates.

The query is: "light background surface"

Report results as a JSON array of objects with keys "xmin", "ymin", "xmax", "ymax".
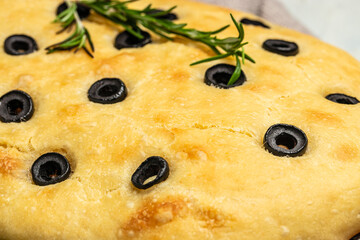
[
  {"xmin": 278, "ymin": 0, "xmax": 360, "ymax": 60},
  {"xmin": 199, "ymin": 0, "xmax": 360, "ymax": 61}
]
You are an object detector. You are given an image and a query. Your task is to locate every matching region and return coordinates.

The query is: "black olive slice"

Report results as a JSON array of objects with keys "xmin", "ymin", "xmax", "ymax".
[
  {"xmin": 31, "ymin": 153, "xmax": 71, "ymax": 186},
  {"xmin": 205, "ymin": 63, "xmax": 246, "ymax": 89},
  {"xmin": 263, "ymin": 124, "xmax": 308, "ymax": 157},
  {"xmin": 4, "ymin": 35, "xmax": 38, "ymax": 56},
  {"xmin": 0, "ymin": 90, "xmax": 34, "ymax": 123},
  {"xmin": 88, "ymin": 78, "xmax": 127, "ymax": 104},
  {"xmin": 262, "ymin": 39, "xmax": 299, "ymax": 56},
  {"xmin": 56, "ymin": 2, "xmax": 90, "ymax": 19},
  {"xmin": 131, "ymin": 156, "xmax": 169, "ymax": 190},
  {"xmin": 114, "ymin": 30, "xmax": 152, "ymax": 50},
  {"xmin": 147, "ymin": 9, "xmax": 178, "ymax": 20},
  {"xmin": 351, "ymin": 233, "xmax": 360, "ymax": 240},
  {"xmin": 240, "ymin": 18, "xmax": 270, "ymax": 29},
  {"xmin": 325, "ymin": 93, "xmax": 359, "ymax": 105}
]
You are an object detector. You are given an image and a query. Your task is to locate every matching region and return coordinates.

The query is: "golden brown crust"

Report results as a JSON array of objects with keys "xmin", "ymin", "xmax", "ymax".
[{"xmin": 0, "ymin": 0, "xmax": 360, "ymax": 239}]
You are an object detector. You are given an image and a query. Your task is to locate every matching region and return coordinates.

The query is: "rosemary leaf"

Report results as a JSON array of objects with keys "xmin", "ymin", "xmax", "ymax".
[
  {"xmin": 46, "ymin": 0, "xmax": 94, "ymax": 57},
  {"xmin": 190, "ymin": 53, "xmax": 232, "ymax": 66},
  {"xmin": 227, "ymin": 55, "xmax": 241, "ymax": 86}
]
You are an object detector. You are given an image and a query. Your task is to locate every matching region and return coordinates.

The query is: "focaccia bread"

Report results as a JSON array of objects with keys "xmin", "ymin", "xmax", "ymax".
[{"xmin": 1, "ymin": 0, "xmax": 360, "ymax": 239}]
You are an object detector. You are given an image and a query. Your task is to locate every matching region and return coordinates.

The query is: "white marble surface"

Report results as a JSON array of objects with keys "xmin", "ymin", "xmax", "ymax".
[{"xmin": 277, "ymin": 0, "xmax": 360, "ymax": 60}]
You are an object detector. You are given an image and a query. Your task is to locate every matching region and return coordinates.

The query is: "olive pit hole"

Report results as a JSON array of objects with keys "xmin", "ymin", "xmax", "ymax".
[
  {"xmin": 213, "ymin": 72, "xmax": 232, "ymax": 85},
  {"xmin": 272, "ymin": 43, "xmax": 289, "ymax": 49},
  {"xmin": 12, "ymin": 41, "xmax": 30, "ymax": 53},
  {"xmin": 39, "ymin": 161, "xmax": 62, "ymax": 181},
  {"xmin": 336, "ymin": 98, "xmax": 354, "ymax": 104},
  {"xmin": 275, "ymin": 133, "xmax": 297, "ymax": 150},
  {"xmin": 143, "ymin": 175, "xmax": 157, "ymax": 185},
  {"xmin": 7, "ymin": 99, "xmax": 23, "ymax": 115},
  {"xmin": 325, "ymin": 93, "xmax": 359, "ymax": 105},
  {"xmin": 98, "ymin": 84, "xmax": 120, "ymax": 97},
  {"xmin": 126, "ymin": 35, "xmax": 143, "ymax": 45},
  {"xmin": 138, "ymin": 164, "xmax": 161, "ymax": 185}
]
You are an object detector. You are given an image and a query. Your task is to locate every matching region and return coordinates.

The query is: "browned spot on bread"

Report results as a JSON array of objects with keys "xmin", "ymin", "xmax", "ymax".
[
  {"xmin": 170, "ymin": 70, "xmax": 191, "ymax": 83},
  {"xmin": 59, "ymin": 104, "xmax": 87, "ymax": 118},
  {"xmin": 121, "ymin": 198, "xmax": 188, "ymax": 237},
  {"xmin": 152, "ymin": 112, "xmax": 170, "ymax": 125},
  {"xmin": 0, "ymin": 149, "xmax": 20, "ymax": 175},
  {"xmin": 304, "ymin": 109, "xmax": 342, "ymax": 125},
  {"xmin": 197, "ymin": 207, "xmax": 228, "ymax": 229},
  {"xmin": 332, "ymin": 144, "xmax": 359, "ymax": 162},
  {"xmin": 180, "ymin": 145, "xmax": 209, "ymax": 161},
  {"xmin": 36, "ymin": 187, "xmax": 57, "ymax": 199}
]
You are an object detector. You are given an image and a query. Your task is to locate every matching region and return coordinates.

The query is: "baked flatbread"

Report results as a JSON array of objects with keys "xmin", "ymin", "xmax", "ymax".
[{"xmin": 0, "ymin": 0, "xmax": 360, "ymax": 239}]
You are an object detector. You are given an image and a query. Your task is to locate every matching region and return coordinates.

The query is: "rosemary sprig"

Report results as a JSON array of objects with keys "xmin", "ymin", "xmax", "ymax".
[
  {"xmin": 190, "ymin": 15, "xmax": 255, "ymax": 85},
  {"xmin": 45, "ymin": 0, "xmax": 94, "ymax": 57},
  {"xmin": 47, "ymin": 0, "xmax": 255, "ymax": 85}
]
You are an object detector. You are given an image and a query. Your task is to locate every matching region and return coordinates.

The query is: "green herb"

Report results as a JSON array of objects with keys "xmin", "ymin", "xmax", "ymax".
[
  {"xmin": 45, "ymin": 0, "xmax": 94, "ymax": 57},
  {"xmin": 47, "ymin": 0, "xmax": 255, "ymax": 85},
  {"xmin": 190, "ymin": 15, "xmax": 255, "ymax": 85}
]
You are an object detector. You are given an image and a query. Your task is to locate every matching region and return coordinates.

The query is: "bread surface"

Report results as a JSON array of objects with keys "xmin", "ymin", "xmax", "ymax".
[{"xmin": 1, "ymin": 0, "xmax": 360, "ymax": 239}]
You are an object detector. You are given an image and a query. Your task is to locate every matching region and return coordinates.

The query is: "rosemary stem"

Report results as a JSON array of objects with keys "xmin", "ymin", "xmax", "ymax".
[{"xmin": 66, "ymin": 0, "xmax": 84, "ymax": 29}]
